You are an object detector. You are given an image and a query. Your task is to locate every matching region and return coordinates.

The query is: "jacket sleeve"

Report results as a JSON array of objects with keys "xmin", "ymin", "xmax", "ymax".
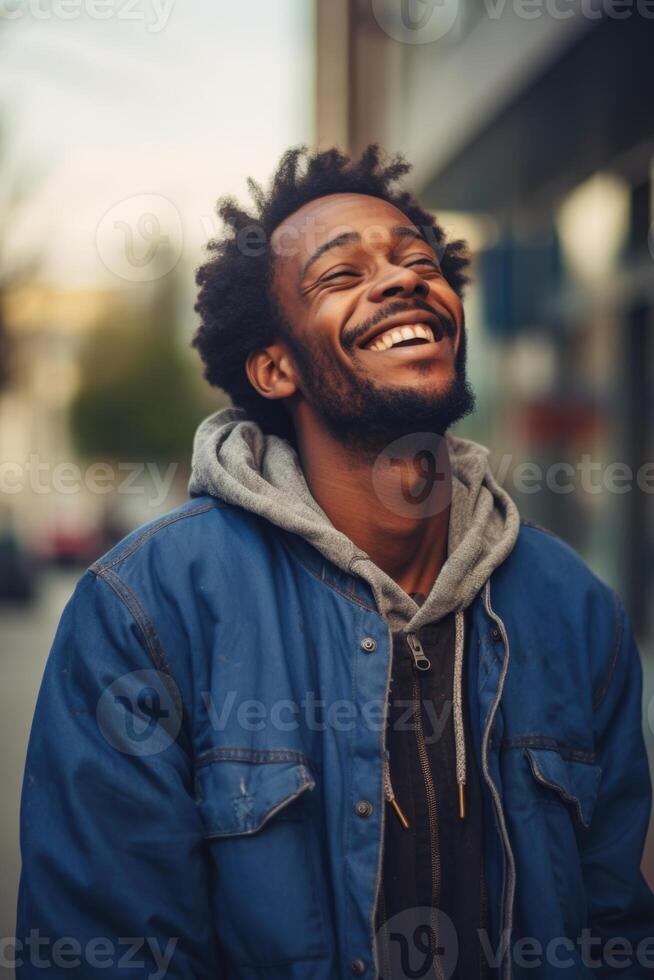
[
  {"xmin": 16, "ymin": 569, "xmax": 221, "ymax": 979},
  {"xmin": 579, "ymin": 593, "xmax": 654, "ymax": 976}
]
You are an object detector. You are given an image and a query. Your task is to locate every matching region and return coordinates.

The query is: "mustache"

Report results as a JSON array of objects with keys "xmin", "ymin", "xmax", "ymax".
[{"xmin": 343, "ymin": 299, "xmax": 457, "ymax": 350}]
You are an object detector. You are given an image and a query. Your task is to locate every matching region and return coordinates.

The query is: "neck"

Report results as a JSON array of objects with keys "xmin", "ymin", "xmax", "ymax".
[{"xmin": 295, "ymin": 415, "xmax": 451, "ymax": 596}]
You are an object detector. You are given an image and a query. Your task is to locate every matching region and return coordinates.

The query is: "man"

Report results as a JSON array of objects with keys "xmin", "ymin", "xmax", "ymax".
[{"xmin": 17, "ymin": 146, "xmax": 654, "ymax": 979}]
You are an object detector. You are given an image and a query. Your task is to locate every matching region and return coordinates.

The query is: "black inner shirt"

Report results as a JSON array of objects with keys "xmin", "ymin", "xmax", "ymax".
[{"xmin": 374, "ymin": 602, "xmax": 491, "ymax": 980}]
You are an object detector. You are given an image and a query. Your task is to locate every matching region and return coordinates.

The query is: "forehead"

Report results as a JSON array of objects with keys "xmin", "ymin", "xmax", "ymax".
[{"xmin": 270, "ymin": 192, "xmax": 420, "ymax": 266}]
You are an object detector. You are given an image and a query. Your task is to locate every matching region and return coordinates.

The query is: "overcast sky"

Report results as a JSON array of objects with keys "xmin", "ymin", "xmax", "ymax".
[{"xmin": 0, "ymin": 1, "xmax": 314, "ymax": 285}]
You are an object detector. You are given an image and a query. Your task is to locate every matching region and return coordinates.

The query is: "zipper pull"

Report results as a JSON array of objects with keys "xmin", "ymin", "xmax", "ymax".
[
  {"xmin": 406, "ymin": 632, "xmax": 431, "ymax": 672},
  {"xmin": 384, "ymin": 758, "xmax": 410, "ymax": 830}
]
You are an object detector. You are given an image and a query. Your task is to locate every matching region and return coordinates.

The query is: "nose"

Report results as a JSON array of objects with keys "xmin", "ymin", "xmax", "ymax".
[{"xmin": 367, "ymin": 263, "xmax": 430, "ymax": 303}]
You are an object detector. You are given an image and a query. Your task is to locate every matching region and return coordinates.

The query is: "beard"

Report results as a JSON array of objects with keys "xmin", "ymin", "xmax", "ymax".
[{"xmin": 279, "ymin": 313, "xmax": 476, "ymax": 459}]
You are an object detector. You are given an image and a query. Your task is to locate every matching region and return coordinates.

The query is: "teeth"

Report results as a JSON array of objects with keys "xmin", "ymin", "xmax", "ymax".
[{"xmin": 367, "ymin": 323, "xmax": 435, "ymax": 351}]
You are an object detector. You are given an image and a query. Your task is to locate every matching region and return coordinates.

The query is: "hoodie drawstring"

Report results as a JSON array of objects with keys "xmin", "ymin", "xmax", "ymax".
[{"xmin": 453, "ymin": 608, "xmax": 467, "ymax": 819}]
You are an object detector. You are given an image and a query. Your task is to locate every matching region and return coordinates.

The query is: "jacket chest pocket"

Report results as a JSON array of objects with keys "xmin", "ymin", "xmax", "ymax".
[
  {"xmin": 195, "ymin": 748, "xmax": 328, "ymax": 968},
  {"xmin": 523, "ymin": 746, "xmax": 602, "ymax": 829}
]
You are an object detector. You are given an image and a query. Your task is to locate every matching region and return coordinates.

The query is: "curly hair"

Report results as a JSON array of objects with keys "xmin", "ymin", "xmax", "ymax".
[{"xmin": 192, "ymin": 144, "xmax": 469, "ymax": 441}]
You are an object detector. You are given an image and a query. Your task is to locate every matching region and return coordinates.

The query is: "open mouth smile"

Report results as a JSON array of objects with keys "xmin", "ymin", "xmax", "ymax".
[
  {"xmin": 365, "ymin": 322, "xmax": 439, "ymax": 351},
  {"xmin": 356, "ymin": 311, "xmax": 452, "ymax": 357}
]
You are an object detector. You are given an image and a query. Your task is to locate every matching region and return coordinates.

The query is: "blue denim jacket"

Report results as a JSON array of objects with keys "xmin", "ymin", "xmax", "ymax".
[{"xmin": 17, "ymin": 495, "xmax": 654, "ymax": 978}]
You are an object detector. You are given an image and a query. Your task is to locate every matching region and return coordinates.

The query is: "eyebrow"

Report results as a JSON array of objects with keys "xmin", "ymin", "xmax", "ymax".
[{"xmin": 300, "ymin": 224, "xmax": 430, "ymax": 280}]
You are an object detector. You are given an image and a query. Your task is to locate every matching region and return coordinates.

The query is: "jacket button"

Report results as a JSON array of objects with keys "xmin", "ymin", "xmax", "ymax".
[
  {"xmin": 491, "ymin": 626, "xmax": 501, "ymax": 642},
  {"xmin": 351, "ymin": 959, "xmax": 366, "ymax": 975},
  {"xmin": 355, "ymin": 799, "xmax": 373, "ymax": 818},
  {"xmin": 360, "ymin": 637, "xmax": 377, "ymax": 653}
]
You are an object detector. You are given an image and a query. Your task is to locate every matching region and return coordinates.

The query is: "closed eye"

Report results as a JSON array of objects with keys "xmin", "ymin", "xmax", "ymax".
[
  {"xmin": 321, "ymin": 269, "xmax": 361, "ymax": 283},
  {"xmin": 405, "ymin": 257, "xmax": 440, "ymax": 270}
]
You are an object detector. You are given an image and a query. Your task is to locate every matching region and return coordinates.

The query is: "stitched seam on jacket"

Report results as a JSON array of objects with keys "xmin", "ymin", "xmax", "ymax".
[
  {"xmin": 592, "ymin": 588, "xmax": 624, "ymax": 711},
  {"xmin": 91, "ymin": 500, "xmax": 220, "ymax": 571},
  {"xmin": 284, "ymin": 546, "xmax": 377, "ymax": 612},
  {"xmin": 343, "ymin": 602, "xmax": 359, "ymax": 972},
  {"xmin": 91, "ymin": 565, "xmax": 184, "ymax": 722},
  {"xmin": 196, "ymin": 747, "xmax": 312, "ymax": 768},
  {"xmin": 493, "ymin": 737, "xmax": 596, "ymax": 764},
  {"xmin": 519, "ymin": 518, "xmax": 560, "ymax": 540}
]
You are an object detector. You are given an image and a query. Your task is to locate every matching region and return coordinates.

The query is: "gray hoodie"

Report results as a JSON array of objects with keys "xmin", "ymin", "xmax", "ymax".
[{"xmin": 188, "ymin": 405, "xmax": 521, "ymax": 802}]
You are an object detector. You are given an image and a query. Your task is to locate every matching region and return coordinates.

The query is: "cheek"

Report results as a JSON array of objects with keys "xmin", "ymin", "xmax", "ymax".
[
  {"xmin": 311, "ymin": 292, "xmax": 358, "ymax": 346},
  {"xmin": 314, "ymin": 288, "xmax": 354, "ymax": 319},
  {"xmin": 431, "ymin": 282, "xmax": 463, "ymax": 332}
]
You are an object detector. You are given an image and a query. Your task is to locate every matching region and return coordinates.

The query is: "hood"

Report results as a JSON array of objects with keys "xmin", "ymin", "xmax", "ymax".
[
  {"xmin": 188, "ymin": 406, "xmax": 520, "ymax": 633},
  {"xmin": 188, "ymin": 404, "xmax": 521, "ymax": 821}
]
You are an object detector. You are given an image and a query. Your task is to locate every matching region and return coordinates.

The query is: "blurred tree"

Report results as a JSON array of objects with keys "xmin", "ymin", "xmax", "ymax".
[
  {"xmin": 0, "ymin": 125, "xmax": 39, "ymax": 394},
  {"xmin": 70, "ymin": 258, "xmax": 225, "ymax": 464},
  {"xmin": 0, "ymin": 117, "xmax": 11, "ymax": 392},
  {"xmin": 0, "ymin": 287, "xmax": 9, "ymax": 392}
]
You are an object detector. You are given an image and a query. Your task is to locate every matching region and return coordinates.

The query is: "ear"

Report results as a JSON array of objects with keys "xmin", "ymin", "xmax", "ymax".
[{"xmin": 245, "ymin": 342, "xmax": 298, "ymax": 401}]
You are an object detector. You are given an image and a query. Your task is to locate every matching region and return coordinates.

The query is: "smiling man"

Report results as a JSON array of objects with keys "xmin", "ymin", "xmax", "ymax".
[
  {"xmin": 239, "ymin": 186, "xmax": 475, "ymax": 601},
  {"xmin": 17, "ymin": 146, "xmax": 654, "ymax": 979}
]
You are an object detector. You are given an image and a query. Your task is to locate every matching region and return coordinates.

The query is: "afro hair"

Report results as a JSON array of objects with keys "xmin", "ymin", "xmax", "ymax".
[{"xmin": 192, "ymin": 144, "xmax": 469, "ymax": 441}]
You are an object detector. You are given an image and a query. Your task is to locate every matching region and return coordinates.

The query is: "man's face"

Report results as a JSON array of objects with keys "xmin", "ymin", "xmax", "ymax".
[{"xmin": 268, "ymin": 192, "xmax": 475, "ymax": 453}]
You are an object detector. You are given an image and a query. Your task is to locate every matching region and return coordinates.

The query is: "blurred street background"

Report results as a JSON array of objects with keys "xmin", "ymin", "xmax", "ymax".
[{"xmin": 1, "ymin": 0, "xmax": 653, "ymax": 951}]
